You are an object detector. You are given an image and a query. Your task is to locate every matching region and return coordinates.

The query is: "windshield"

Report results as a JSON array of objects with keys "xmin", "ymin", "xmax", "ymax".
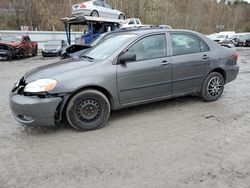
[
  {"xmin": 82, "ymin": 34, "xmax": 136, "ymax": 61},
  {"xmin": 216, "ymin": 35, "xmax": 227, "ymax": 39},
  {"xmin": 45, "ymin": 40, "xmax": 61, "ymax": 46},
  {"xmin": 90, "ymin": 34, "xmax": 106, "ymax": 47},
  {"xmin": 229, "ymin": 35, "xmax": 238, "ymax": 39},
  {"xmin": 90, "ymin": 33, "xmax": 121, "ymax": 47},
  {"xmin": 238, "ymin": 34, "xmax": 250, "ymax": 39},
  {"xmin": 0, "ymin": 35, "xmax": 22, "ymax": 42}
]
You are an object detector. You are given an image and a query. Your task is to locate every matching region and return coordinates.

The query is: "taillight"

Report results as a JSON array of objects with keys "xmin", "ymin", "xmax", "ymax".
[
  {"xmin": 79, "ymin": 4, "xmax": 86, "ymax": 8},
  {"xmin": 234, "ymin": 51, "xmax": 238, "ymax": 61}
]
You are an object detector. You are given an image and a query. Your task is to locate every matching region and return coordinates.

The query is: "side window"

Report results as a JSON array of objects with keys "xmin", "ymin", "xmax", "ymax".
[
  {"xmin": 125, "ymin": 34, "xmax": 167, "ymax": 61},
  {"xmin": 171, "ymin": 33, "xmax": 209, "ymax": 56},
  {"xmin": 135, "ymin": 19, "xmax": 141, "ymax": 25},
  {"xmin": 200, "ymin": 40, "xmax": 209, "ymax": 52},
  {"xmin": 26, "ymin": 37, "xmax": 31, "ymax": 42},
  {"xmin": 23, "ymin": 37, "xmax": 30, "ymax": 42},
  {"xmin": 128, "ymin": 19, "xmax": 135, "ymax": 25},
  {"xmin": 103, "ymin": 2, "xmax": 112, "ymax": 9},
  {"xmin": 93, "ymin": 1, "xmax": 104, "ymax": 7}
]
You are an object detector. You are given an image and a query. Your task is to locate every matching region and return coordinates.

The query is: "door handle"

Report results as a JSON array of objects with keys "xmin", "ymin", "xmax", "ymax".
[
  {"xmin": 202, "ymin": 55, "xmax": 210, "ymax": 60},
  {"xmin": 161, "ymin": 60, "xmax": 171, "ymax": 66}
]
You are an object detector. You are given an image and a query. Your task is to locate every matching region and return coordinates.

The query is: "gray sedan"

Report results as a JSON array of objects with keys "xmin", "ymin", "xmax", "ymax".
[{"xmin": 10, "ymin": 29, "xmax": 239, "ymax": 131}]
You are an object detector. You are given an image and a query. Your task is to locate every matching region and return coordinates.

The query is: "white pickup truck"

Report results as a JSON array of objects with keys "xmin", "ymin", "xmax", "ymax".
[{"xmin": 120, "ymin": 18, "xmax": 144, "ymax": 28}]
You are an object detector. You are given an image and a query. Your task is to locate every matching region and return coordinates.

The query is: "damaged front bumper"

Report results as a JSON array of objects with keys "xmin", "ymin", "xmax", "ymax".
[{"xmin": 9, "ymin": 78, "xmax": 65, "ymax": 126}]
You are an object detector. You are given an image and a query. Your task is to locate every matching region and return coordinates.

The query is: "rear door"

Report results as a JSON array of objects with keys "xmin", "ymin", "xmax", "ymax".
[
  {"xmin": 93, "ymin": 0, "xmax": 107, "ymax": 17},
  {"xmin": 117, "ymin": 33, "xmax": 172, "ymax": 105},
  {"xmin": 170, "ymin": 32, "xmax": 213, "ymax": 95}
]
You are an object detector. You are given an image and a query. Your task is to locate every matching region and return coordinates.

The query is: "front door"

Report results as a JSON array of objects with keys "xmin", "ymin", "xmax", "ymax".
[
  {"xmin": 102, "ymin": 1, "xmax": 116, "ymax": 18},
  {"xmin": 117, "ymin": 34, "xmax": 172, "ymax": 105}
]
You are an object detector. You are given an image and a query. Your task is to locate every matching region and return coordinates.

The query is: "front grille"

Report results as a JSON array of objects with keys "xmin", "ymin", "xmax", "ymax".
[{"xmin": 0, "ymin": 44, "xmax": 13, "ymax": 51}]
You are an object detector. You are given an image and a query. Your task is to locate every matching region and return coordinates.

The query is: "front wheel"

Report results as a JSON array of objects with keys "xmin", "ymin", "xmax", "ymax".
[
  {"xmin": 32, "ymin": 48, "xmax": 37, "ymax": 56},
  {"xmin": 200, "ymin": 72, "xmax": 225, "ymax": 102},
  {"xmin": 66, "ymin": 89, "xmax": 111, "ymax": 131}
]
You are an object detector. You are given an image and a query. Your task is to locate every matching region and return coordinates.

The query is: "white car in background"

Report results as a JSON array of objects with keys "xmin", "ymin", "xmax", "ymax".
[
  {"xmin": 214, "ymin": 31, "xmax": 235, "ymax": 43},
  {"xmin": 72, "ymin": 0, "xmax": 126, "ymax": 20},
  {"xmin": 120, "ymin": 18, "xmax": 142, "ymax": 28}
]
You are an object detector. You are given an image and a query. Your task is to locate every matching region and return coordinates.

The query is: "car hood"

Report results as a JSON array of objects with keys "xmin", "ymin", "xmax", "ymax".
[
  {"xmin": 0, "ymin": 41, "xmax": 22, "ymax": 48},
  {"xmin": 24, "ymin": 59, "xmax": 95, "ymax": 82}
]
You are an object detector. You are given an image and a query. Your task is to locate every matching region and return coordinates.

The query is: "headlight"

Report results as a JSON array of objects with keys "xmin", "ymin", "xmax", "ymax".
[
  {"xmin": 56, "ymin": 46, "xmax": 61, "ymax": 52},
  {"xmin": 24, "ymin": 79, "xmax": 57, "ymax": 93}
]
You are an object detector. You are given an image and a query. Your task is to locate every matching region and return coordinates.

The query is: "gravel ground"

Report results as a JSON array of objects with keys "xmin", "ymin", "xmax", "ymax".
[{"xmin": 0, "ymin": 48, "xmax": 250, "ymax": 188}]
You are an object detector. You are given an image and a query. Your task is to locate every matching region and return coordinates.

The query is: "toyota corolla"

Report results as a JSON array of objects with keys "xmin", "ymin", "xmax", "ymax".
[{"xmin": 10, "ymin": 28, "xmax": 239, "ymax": 131}]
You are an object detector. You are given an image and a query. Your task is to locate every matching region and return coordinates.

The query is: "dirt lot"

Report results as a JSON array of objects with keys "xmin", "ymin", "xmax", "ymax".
[{"xmin": 0, "ymin": 48, "xmax": 250, "ymax": 188}]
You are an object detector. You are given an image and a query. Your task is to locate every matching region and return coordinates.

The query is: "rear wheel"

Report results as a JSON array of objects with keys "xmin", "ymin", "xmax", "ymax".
[
  {"xmin": 118, "ymin": 14, "xmax": 125, "ymax": 20},
  {"xmin": 200, "ymin": 72, "xmax": 225, "ymax": 102},
  {"xmin": 90, "ymin": 10, "xmax": 99, "ymax": 17},
  {"xmin": 32, "ymin": 48, "xmax": 37, "ymax": 56},
  {"xmin": 66, "ymin": 89, "xmax": 111, "ymax": 131}
]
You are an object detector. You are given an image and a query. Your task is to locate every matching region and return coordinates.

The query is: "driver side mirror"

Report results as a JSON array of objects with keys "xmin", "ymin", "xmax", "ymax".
[{"xmin": 119, "ymin": 53, "xmax": 136, "ymax": 64}]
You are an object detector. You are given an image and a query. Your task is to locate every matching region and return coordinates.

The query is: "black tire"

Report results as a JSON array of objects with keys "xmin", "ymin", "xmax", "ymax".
[
  {"xmin": 7, "ymin": 55, "xmax": 13, "ymax": 61},
  {"xmin": 200, "ymin": 72, "xmax": 225, "ymax": 102},
  {"xmin": 118, "ymin": 14, "xmax": 125, "ymax": 20},
  {"xmin": 32, "ymin": 48, "xmax": 37, "ymax": 56},
  {"xmin": 90, "ymin": 10, "xmax": 99, "ymax": 17},
  {"xmin": 66, "ymin": 89, "xmax": 111, "ymax": 131},
  {"xmin": 19, "ymin": 49, "xmax": 26, "ymax": 58}
]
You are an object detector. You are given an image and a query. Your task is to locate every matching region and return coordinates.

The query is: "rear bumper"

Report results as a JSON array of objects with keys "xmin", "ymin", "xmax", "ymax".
[
  {"xmin": 72, "ymin": 9, "xmax": 92, "ymax": 16},
  {"xmin": 9, "ymin": 94, "xmax": 62, "ymax": 126},
  {"xmin": 225, "ymin": 65, "xmax": 239, "ymax": 84}
]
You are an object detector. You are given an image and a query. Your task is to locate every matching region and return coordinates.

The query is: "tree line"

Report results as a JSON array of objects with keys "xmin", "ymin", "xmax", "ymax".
[{"xmin": 0, "ymin": 0, "xmax": 249, "ymax": 34}]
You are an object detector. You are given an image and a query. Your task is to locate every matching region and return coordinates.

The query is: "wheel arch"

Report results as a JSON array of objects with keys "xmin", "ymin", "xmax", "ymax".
[
  {"xmin": 119, "ymin": 13, "xmax": 126, "ymax": 19},
  {"xmin": 58, "ymin": 85, "xmax": 114, "ymax": 123},
  {"xmin": 209, "ymin": 68, "xmax": 227, "ymax": 82},
  {"xmin": 90, "ymin": 10, "xmax": 99, "ymax": 16}
]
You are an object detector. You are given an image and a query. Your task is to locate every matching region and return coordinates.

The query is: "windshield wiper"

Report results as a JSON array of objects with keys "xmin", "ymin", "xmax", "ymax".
[{"xmin": 81, "ymin": 55, "xmax": 94, "ymax": 62}]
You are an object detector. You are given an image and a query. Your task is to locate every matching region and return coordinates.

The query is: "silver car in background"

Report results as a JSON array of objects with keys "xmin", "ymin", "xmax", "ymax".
[
  {"xmin": 42, "ymin": 40, "xmax": 68, "ymax": 57},
  {"xmin": 72, "ymin": 0, "xmax": 126, "ymax": 20}
]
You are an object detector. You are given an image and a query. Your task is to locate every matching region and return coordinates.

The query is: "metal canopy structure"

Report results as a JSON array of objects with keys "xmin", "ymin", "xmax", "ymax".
[{"xmin": 61, "ymin": 15, "xmax": 122, "ymax": 45}]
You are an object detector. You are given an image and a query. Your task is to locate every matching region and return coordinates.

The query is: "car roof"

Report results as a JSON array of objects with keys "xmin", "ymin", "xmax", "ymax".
[{"xmin": 116, "ymin": 28, "xmax": 199, "ymax": 35}]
